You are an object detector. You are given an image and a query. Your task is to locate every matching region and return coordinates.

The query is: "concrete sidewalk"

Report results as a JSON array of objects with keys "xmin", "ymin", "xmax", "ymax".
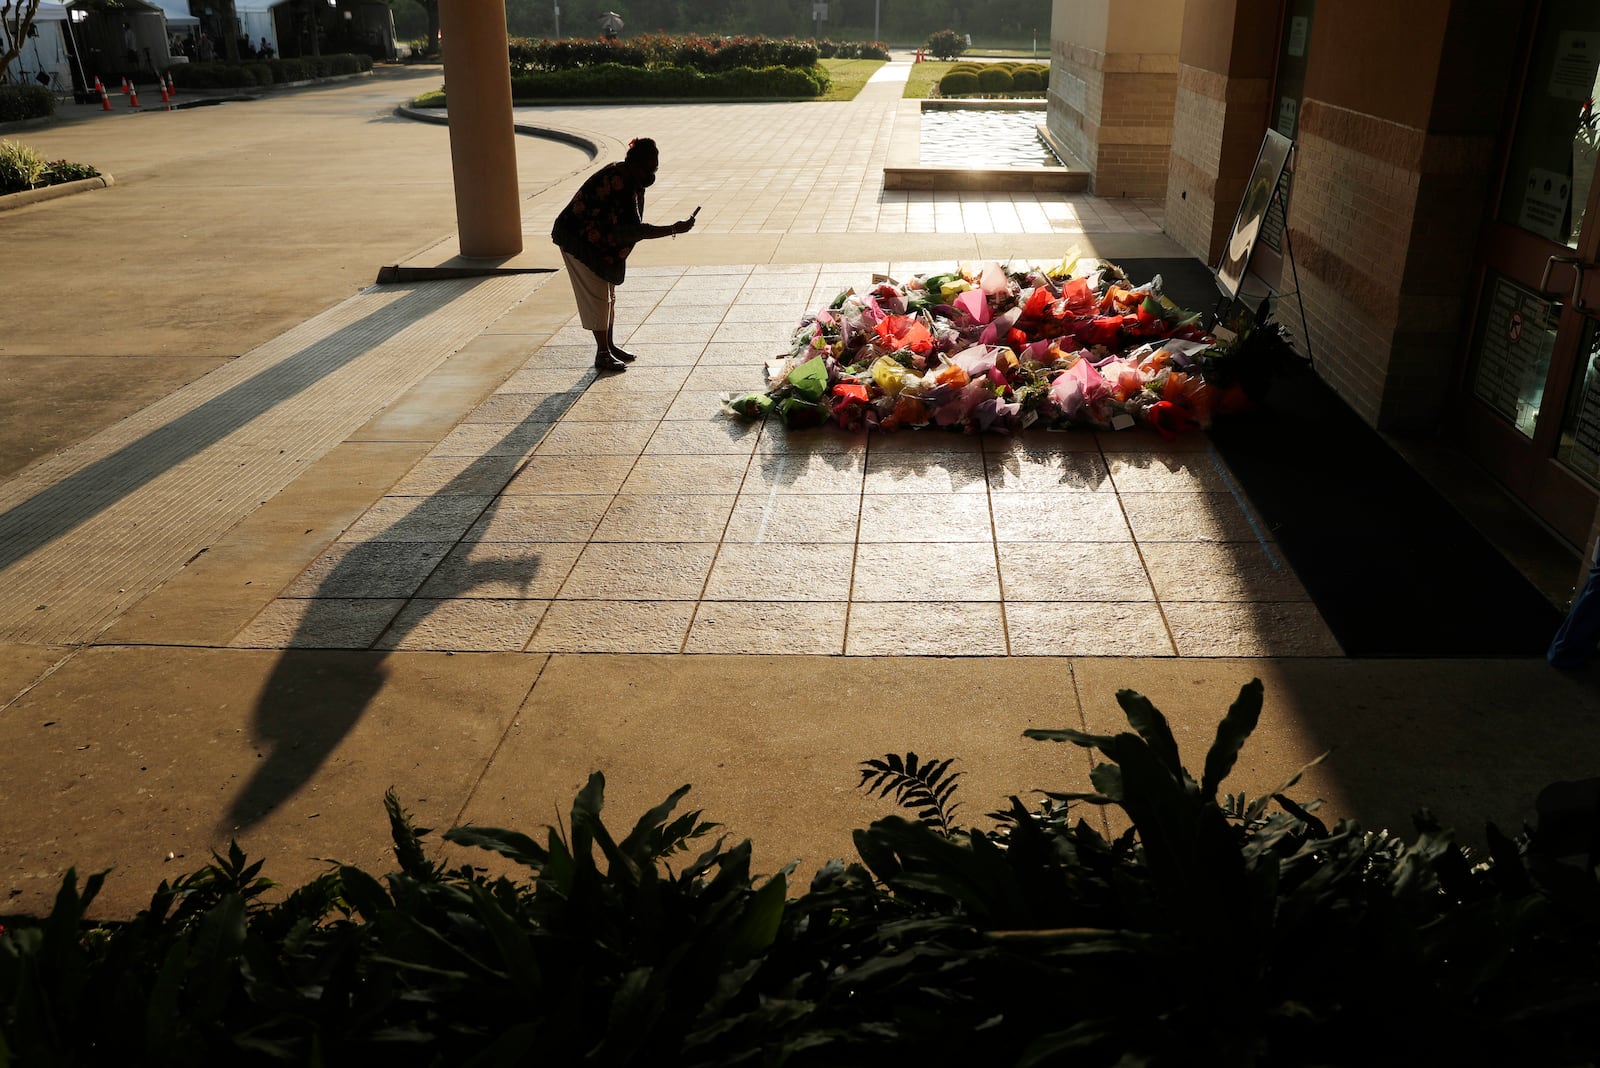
[{"xmin": 1, "ymin": 65, "xmax": 1597, "ymax": 920}]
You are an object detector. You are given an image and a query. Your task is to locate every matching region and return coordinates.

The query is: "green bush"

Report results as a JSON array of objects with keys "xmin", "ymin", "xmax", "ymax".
[
  {"xmin": 818, "ymin": 39, "xmax": 889, "ymax": 60},
  {"xmin": 171, "ymin": 61, "xmax": 266, "ymax": 89},
  {"xmin": 4, "ymin": 682, "xmax": 1599, "ymax": 1065},
  {"xmin": 925, "ymin": 28, "xmax": 966, "ymax": 60},
  {"xmin": 509, "ymin": 33, "xmax": 821, "ymax": 75},
  {"xmin": 511, "ymin": 61, "xmax": 824, "ymax": 100},
  {"xmin": 976, "ymin": 65, "xmax": 1014, "ymax": 93},
  {"xmin": 0, "ymin": 83, "xmax": 54, "ymax": 122},
  {"xmin": 1011, "ymin": 63, "xmax": 1048, "ymax": 92},
  {"xmin": 1, "ymin": 139, "xmax": 101, "ymax": 195},
  {"xmin": 169, "ymin": 53, "xmax": 369, "ymax": 90},
  {"xmin": 938, "ymin": 69, "xmax": 980, "ymax": 96},
  {"xmin": 266, "ymin": 57, "xmax": 308, "ymax": 82},
  {"xmin": 0, "ymin": 139, "xmax": 47, "ymax": 192}
]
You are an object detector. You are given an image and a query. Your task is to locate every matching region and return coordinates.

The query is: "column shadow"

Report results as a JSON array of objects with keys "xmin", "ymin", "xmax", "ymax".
[{"xmin": 225, "ymin": 388, "xmax": 585, "ymax": 829}]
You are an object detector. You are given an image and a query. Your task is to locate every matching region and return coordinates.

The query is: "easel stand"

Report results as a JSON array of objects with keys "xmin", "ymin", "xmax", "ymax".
[{"xmin": 1210, "ymin": 133, "xmax": 1315, "ymax": 371}]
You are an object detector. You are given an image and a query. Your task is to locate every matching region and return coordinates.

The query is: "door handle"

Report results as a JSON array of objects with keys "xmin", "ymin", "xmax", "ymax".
[{"xmin": 1541, "ymin": 254, "xmax": 1596, "ymax": 310}]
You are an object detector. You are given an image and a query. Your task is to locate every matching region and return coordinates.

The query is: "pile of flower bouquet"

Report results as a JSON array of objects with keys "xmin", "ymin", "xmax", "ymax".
[{"xmin": 723, "ymin": 258, "xmax": 1255, "ymax": 437}]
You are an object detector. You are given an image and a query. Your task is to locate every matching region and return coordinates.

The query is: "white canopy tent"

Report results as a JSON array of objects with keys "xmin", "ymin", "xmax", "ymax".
[
  {"xmin": 230, "ymin": 0, "xmax": 281, "ymax": 57},
  {"xmin": 146, "ymin": 0, "xmax": 199, "ymax": 62},
  {"xmin": 148, "ymin": 0, "xmax": 200, "ymax": 29},
  {"xmin": 1, "ymin": 1, "xmax": 77, "ymax": 91},
  {"xmin": 65, "ymin": 0, "xmax": 177, "ymax": 75}
]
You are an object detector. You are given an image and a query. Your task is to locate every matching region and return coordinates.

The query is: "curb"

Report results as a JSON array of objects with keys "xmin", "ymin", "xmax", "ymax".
[
  {"xmin": 0, "ymin": 173, "xmax": 115, "ymax": 212},
  {"xmin": 396, "ymin": 104, "xmax": 601, "ymax": 160}
]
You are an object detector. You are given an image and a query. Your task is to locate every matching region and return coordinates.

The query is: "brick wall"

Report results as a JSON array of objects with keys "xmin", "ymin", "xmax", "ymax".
[
  {"xmin": 1048, "ymin": 41, "xmax": 1177, "ymax": 198},
  {"xmin": 1166, "ymin": 66, "xmax": 1228, "ymax": 257},
  {"xmin": 1047, "ymin": 39, "xmax": 1101, "ymax": 173},
  {"xmin": 1290, "ymin": 99, "xmax": 1498, "ymax": 431},
  {"xmin": 1166, "ymin": 63, "xmax": 1274, "ymax": 263}
]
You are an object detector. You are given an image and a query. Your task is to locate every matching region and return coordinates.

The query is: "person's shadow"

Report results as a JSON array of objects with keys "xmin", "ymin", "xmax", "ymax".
[{"xmin": 224, "ymin": 388, "xmax": 583, "ymax": 830}]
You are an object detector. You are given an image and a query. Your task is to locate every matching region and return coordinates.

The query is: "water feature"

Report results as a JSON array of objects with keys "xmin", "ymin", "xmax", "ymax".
[{"xmin": 919, "ymin": 108, "xmax": 1059, "ymax": 168}]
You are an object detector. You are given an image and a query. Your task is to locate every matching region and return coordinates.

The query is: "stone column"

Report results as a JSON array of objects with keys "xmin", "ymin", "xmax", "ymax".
[
  {"xmin": 439, "ymin": 0, "xmax": 522, "ymax": 258},
  {"xmin": 1047, "ymin": 0, "xmax": 1183, "ymax": 198}
]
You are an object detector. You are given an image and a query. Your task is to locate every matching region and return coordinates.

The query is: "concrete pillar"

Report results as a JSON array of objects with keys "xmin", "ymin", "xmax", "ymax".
[
  {"xmin": 439, "ymin": 0, "xmax": 522, "ymax": 258},
  {"xmin": 1048, "ymin": 0, "xmax": 1183, "ymax": 198}
]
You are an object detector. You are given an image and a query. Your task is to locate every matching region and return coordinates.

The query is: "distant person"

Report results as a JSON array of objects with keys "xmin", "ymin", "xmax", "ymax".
[
  {"xmin": 259, "ymin": 36, "xmax": 274, "ymax": 59},
  {"xmin": 197, "ymin": 32, "xmax": 214, "ymax": 62},
  {"xmin": 122, "ymin": 22, "xmax": 137, "ymax": 65},
  {"xmin": 549, "ymin": 137, "xmax": 697, "ymax": 373}
]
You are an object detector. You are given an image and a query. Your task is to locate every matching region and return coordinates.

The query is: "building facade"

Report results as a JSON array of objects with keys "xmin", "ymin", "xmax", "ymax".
[{"xmin": 1052, "ymin": 0, "xmax": 1600, "ymax": 580}]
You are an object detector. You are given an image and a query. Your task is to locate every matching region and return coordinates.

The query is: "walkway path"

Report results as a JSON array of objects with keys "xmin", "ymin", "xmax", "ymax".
[{"xmin": 0, "ymin": 66, "xmax": 1593, "ymax": 920}]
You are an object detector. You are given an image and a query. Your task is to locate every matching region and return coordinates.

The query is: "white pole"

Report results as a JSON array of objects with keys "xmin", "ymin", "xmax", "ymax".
[
  {"xmin": 874, "ymin": 0, "xmax": 879, "ymax": 42},
  {"xmin": 553, "ymin": 3, "xmax": 559, "ymax": 39}
]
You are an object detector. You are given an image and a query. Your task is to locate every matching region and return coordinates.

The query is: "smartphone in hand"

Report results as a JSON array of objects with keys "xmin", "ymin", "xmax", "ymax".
[{"xmin": 690, "ymin": 205, "xmax": 702, "ymax": 219}]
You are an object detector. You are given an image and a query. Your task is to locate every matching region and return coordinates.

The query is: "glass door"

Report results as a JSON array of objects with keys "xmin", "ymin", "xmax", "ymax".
[{"xmin": 1460, "ymin": 1, "xmax": 1600, "ymax": 548}]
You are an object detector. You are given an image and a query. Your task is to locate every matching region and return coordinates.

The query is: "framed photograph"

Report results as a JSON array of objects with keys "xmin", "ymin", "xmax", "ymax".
[{"xmin": 1215, "ymin": 129, "xmax": 1294, "ymax": 301}]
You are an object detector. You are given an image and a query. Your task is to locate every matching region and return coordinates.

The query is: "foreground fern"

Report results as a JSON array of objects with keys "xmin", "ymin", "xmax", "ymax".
[{"xmin": 3, "ymin": 681, "xmax": 1597, "ymax": 1066}]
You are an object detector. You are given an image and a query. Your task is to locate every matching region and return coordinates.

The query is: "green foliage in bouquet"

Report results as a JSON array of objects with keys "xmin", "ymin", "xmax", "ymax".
[
  {"xmin": 1199, "ymin": 293, "xmax": 1304, "ymax": 402},
  {"xmin": 4, "ymin": 683, "xmax": 1600, "ymax": 1066}
]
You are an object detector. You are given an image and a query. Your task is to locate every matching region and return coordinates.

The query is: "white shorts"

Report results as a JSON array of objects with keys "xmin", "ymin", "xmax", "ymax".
[{"xmin": 562, "ymin": 251, "xmax": 616, "ymax": 331}]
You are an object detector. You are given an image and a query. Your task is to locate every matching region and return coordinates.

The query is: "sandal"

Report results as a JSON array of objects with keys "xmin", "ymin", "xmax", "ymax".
[{"xmin": 595, "ymin": 351, "xmax": 628, "ymax": 373}]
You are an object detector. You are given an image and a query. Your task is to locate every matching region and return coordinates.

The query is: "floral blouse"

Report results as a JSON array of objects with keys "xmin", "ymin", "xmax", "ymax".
[{"xmin": 550, "ymin": 162, "xmax": 648, "ymax": 286}]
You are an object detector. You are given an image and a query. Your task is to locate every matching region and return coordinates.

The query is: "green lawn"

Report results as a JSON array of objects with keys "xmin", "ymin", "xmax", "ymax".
[
  {"xmin": 817, "ymin": 58, "xmax": 883, "ymax": 101},
  {"xmin": 902, "ymin": 60, "xmax": 952, "ymax": 99}
]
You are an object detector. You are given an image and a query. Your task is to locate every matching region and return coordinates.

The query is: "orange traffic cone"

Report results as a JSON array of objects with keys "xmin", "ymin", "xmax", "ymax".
[
  {"xmin": 158, "ymin": 77, "xmax": 170, "ymax": 103},
  {"xmin": 99, "ymin": 87, "xmax": 112, "ymax": 111},
  {"xmin": 120, "ymin": 75, "xmax": 131, "ymax": 94},
  {"xmin": 93, "ymin": 75, "xmax": 105, "ymax": 95},
  {"xmin": 128, "ymin": 84, "xmax": 141, "ymax": 108},
  {"xmin": 165, "ymin": 71, "xmax": 176, "ymax": 96}
]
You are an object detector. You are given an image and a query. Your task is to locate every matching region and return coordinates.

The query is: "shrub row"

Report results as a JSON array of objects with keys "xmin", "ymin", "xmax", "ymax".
[
  {"xmin": 0, "ymin": 83, "xmax": 54, "ymax": 123},
  {"xmin": 509, "ymin": 32, "xmax": 820, "ymax": 74},
  {"xmin": 511, "ymin": 62, "xmax": 827, "ymax": 100},
  {"xmin": 817, "ymin": 39, "xmax": 890, "ymax": 60},
  {"xmin": 169, "ymin": 52, "xmax": 373, "ymax": 91},
  {"xmin": 5, "ymin": 683, "xmax": 1599, "ymax": 1065},
  {"xmin": 938, "ymin": 60, "xmax": 1049, "ymax": 96}
]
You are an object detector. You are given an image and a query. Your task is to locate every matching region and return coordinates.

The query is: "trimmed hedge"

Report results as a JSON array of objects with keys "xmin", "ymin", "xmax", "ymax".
[
  {"xmin": 509, "ymin": 33, "xmax": 820, "ymax": 74},
  {"xmin": 0, "ymin": 83, "xmax": 54, "ymax": 123},
  {"xmin": 976, "ymin": 66, "xmax": 1014, "ymax": 93},
  {"xmin": 938, "ymin": 62, "xmax": 1049, "ymax": 97},
  {"xmin": 510, "ymin": 62, "xmax": 827, "ymax": 100},
  {"xmin": 938, "ymin": 70, "xmax": 980, "ymax": 96},
  {"xmin": 1011, "ymin": 64, "xmax": 1047, "ymax": 91},
  {"xmin": 818, "ymin": 39, "xmax": 890, "ymax": 60},
  {"xmin": 170, "ymin": 52, "xmax": 372, "ymax": 91}
]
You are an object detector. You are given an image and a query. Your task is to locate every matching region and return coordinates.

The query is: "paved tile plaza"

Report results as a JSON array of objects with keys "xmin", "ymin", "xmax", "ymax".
[
  {"xmin": 7, "ymin": 63, "xmax": 1594, "ymax": 924},
  {"xmin": 231, "ymin": 263, "xmax": 1337, "ymax": 658}
]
